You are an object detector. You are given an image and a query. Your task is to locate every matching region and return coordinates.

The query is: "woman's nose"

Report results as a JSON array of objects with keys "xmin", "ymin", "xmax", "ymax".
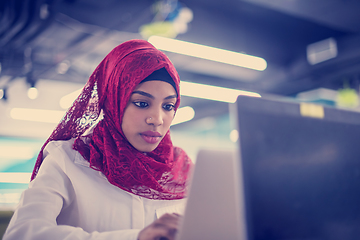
[{"xmin": 146, "ymin": 108, "xmax": 163, "ymax": 126}]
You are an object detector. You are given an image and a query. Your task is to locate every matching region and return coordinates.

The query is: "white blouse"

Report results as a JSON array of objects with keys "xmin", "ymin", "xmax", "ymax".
[{"xmin": 3, "ymin": 139, "xmax": 186, "ymax": 240}]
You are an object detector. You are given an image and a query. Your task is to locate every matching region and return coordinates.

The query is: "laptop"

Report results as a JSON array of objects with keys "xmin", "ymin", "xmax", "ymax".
[
  {"xmin": 235, "ymin": 95, "xmax": 360, "ymax": 240},
  {"xmin": 177, "ymin": 94, "xmax": 360, "ymax": 240},
  {"xmin": 176, "ymin": 148, "xmax": 245, "ymax": 240}
]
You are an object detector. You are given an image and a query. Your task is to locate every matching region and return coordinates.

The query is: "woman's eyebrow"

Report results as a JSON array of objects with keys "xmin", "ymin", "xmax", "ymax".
[
  {"xmin": 132, "ymin": 91, "xmax": 177, "ymax": 100},
  {"xmin": 164, "ymin": 94, "xmax": 177, "ymax": 100},
  {"xmin": 132, "ymin": 90, "xmax": 154, "ymax": 99}
]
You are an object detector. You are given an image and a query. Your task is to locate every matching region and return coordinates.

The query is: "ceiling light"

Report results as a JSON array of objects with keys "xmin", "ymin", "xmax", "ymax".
[
  {"xmin": 57, "ymin": 60, "xmax": 71, "ymax": 74},
  {"xmin": 229, "ymin": 129, "xmax": 239, "ymax": 143},
  {"xmin": 181, "ymin": 81, "xmax": 261, "ymax": 103},
  {"xmin": 0, "ymin": 173, "xmax": 31, "ymax": 184},
  {"xmin": 27, "ymin": 87, "xmax": 38, "ymax": 99},
  {"xmin": 0, "ymin": 193, "xmax": 23, "ymax": 204},
  {"xmin": 0, "ymin": 87, "xmax": 7, "ymax": 101},
  {"xmin": 26, "ymin": 74, "xmax": 38, "ymax": 99},
  {"xmin": 148, "ymin": 36, "xmax": 267, "ymax": 71},
  {"xmin": 172, "ymin": 106, "xmax": 195, "ymax": 125},
  {"xmin": 307, "ymin": 38, "xmax": 337, "ymax": 65},
  {"xmin": 10, "ymin": 108, "xmax": 65, "ymax": 123},
  {"xmin": 0, "ymin": 146, "xmax": 34, "ymax": 160}
]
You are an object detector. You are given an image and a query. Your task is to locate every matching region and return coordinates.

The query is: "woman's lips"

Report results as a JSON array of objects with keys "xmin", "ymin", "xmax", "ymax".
[{"xmin": 140, "ymin": 131, "xmax": 162, "ymax": 144}]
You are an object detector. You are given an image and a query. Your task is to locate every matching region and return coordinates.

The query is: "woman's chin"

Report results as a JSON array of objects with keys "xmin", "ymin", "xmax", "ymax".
[{"xmin": 136, "ymin": 144, "xmax": 159, "ymax": 153}]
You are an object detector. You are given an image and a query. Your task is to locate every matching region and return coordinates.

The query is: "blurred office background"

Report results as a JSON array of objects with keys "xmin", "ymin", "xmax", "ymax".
[{"xmin": 1, "ymin": 0, "xmax": 360, "ymax": 231}]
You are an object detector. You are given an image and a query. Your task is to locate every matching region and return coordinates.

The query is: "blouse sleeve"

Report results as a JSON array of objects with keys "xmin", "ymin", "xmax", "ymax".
[{"xmin": 3, "ymin": 145, "xmax": 141, "ymax": 240}]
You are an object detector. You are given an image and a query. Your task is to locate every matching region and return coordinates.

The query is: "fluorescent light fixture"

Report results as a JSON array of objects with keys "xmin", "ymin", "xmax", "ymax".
[
  {"xmin": 0, "ymin": 173, "xmax": 31, "ymax": 184},
  {"xmin": 307, "ymin": 38, "xmax": 337, "ymax": 65},
  {"xmin": 148, "ymin": 36, "xmax": 267, "ymax": 71},
  {"xmin": 172, "ymin": 106, "xmax": 195, "ymax": 125},
  {"xmin": 181, "ymin": 81, "xmax": 261, "ymax": 103},
  {"xmin": 60, "ymin": 88, "xmax": 82, "ymax": 109},
  {"xmin": 10, "ymin": 108, "xmax": 65, "ymax": 123},
  {"xmin": 0, "ymin": 146, "xmax": 34, "ymax": 160},
  {"xmin": 0, "ymin": 193, "xmax": 23, "ymax": 204}
]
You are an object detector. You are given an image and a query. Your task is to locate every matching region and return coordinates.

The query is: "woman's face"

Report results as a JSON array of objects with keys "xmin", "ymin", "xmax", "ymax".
[{"xmin": 121, "ymin": 80, "xmax": 177, "ymax": 152}]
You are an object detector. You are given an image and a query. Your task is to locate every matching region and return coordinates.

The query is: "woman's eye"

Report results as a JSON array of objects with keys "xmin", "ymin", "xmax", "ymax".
[
  {"xmin": 133, "ymin": 101, "xmax": 149, "ymax": 108},
  {"xmin": 163, "ymin": 104, "xmax": 175, "ymax": 111}
]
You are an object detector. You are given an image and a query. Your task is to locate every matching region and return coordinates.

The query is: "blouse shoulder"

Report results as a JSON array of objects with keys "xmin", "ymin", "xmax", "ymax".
[
  {"xmin": 43, "ymin": 139, "xmax": 75, "ymax": 157},
  {"xmin": 43, "ymin": 139, "xmax": 89, "ymax": 166}
]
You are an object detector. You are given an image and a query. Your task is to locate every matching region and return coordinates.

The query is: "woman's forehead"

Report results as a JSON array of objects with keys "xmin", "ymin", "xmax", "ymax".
[
  {"xmin": 136, "ymin": 80, "xmax": 175, "ymax": 90},
  {"xmin": 133, "ymin": 80, "xmax": 177, "ymax": 96}
]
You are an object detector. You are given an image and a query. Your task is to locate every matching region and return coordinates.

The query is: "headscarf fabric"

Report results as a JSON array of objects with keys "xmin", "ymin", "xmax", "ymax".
[{"xmin": 31, "ymin": 39, "xmax": 193, "ymax": 200}]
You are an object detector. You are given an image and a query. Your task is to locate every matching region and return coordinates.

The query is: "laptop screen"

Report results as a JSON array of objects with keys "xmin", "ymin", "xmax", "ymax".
[{"xmin": 236, "ymin": 95, "xmax": 360, "ymax": 240}]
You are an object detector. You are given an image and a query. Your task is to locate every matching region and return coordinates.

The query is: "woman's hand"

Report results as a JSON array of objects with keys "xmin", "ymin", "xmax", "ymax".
[{"xmin": 137, "ymin": 213, "xmax": 181, "ymax": 240}]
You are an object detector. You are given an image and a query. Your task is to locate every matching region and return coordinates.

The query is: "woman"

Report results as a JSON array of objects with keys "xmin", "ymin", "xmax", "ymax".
[{"xmin": 4, "ymin": 39, "xmax": 193, "ymax": 240}]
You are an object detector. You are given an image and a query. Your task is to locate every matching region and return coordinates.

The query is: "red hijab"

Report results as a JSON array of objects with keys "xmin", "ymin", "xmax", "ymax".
[{"xmin": 32, "ymin": 39, "xmax": 193, "ymax": 200}]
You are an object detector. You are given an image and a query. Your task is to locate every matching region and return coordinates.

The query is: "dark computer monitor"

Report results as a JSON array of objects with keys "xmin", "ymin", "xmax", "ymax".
[{"xmin": 236, "ymin": 95, "xmax": 360, "ymax": 240}]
